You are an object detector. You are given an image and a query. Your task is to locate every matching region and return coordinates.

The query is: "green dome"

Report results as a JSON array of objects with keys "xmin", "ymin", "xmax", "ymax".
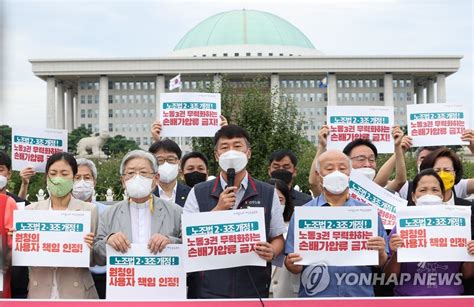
[{"xmin": 174, "ymin": 9, "xmax": 315, "ymax": 51}]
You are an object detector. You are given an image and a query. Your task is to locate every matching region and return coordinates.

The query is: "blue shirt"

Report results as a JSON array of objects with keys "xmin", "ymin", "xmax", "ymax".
[{"xmin": 285, "ymin": 195, "xmax": 388, "ymax": 297}]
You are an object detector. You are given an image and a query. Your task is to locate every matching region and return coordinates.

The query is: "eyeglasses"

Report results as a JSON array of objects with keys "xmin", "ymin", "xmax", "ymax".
[
  {"xmin": 350, "ymin": 155, "xmax": 376, "ymax": 164},
  {"xmin": 156, "ymin": 156, "xmax": 179, "ymax": 165},
  {"xmin": 123, "ymin": 171, "xmax": 155, "ymax": 180},
  {"xmin": 434, "ymin": 167, "xmax": 455, "ymax": 173}
]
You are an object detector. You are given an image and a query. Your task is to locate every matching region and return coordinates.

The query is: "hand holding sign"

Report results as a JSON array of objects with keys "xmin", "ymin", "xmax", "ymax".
[
  {"xmin": 107, "ymin": 232, "xmax": 131, "ymax": 253},
  {"xmin": 148, "ymin": 233, "xmax": 171, "ymax": 254},
  {"xmin": 461, "ymin": 129, "xmax": 474, "ymax": 153}
]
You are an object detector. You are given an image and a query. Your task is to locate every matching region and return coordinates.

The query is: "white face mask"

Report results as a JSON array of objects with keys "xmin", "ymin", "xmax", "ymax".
[
  {"xmin": 218, "ymin": 150, "xmax": 248, "ymax": 173},
  {"xmin": 72, "ymin": 180, "xmax": 95, "ymax": 201},
  {"xmin": 322, "ymin": 170, "xmax": 349, "ymax": 195},
  {"xmin": 158, "ymin": 162, "xmax": 179, "ymax": 184},
  {"xmin": 0, "ymin": 175, "xmax": 7, "ymax": 189},
  {"xmin": 351, "ymin": 167, "xmax": 376, "ymax": 181},
  {"xmin": 416, "ymin": 194, "xmax": 443, "ymax": 206},
  {"xmin": 125, "ymin": 174, "xmax": 154, "ymax": 199}
]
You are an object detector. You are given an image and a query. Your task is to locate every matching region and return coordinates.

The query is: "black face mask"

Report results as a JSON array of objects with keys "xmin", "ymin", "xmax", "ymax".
[
  {"xmin": 270, "ymin": 169, "xmax": 293, "ymax": 186},
  {"xmin": 184, "ymin": 171, "xmax": 208, "ymax": 187}
]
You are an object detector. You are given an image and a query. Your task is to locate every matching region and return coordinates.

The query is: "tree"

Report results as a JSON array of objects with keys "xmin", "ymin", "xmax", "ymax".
[
  {"xmin": 0, "ymin": 125, "xmax": 12, "ymax": 152},
  {"xmin": 103, "ymin": 135, "xmax": 140, "ymax": 156},
  {"xmin": 192, "ymin": 76, "xmax": 313, "ymax": 191}
]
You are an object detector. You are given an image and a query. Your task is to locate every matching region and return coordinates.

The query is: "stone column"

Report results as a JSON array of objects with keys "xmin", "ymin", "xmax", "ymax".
[
  {"xmin": 327, "ymin": 73, "xmax": 337, "ymax": 106},
  {"xmin": 426, "ymin": 78, "xmax": 435, "ymax": 104},
  {"xmin": 213, "ymin": 73, "xmax": 222, "ymax": 93},
  {"xmin": 56, "ymin": 82, "xmax": 65, "ymax": 129},
  {"xmin": 46, "ymin": 77, "xmax": 56, "ymax": 128},
  {"xmin": 415, "ymin": 85, "xmax": 425, "ymax": 104},
  {"xmin": 436, "ymin": 73, "xmax": 446, "ymax": 103},
  {"xmin": 155, "ymin": 75, "xmax": 165, "ymax": 119},
  {"xmin": 66, "ymin": 88, "xmax": 74, "ymax": 131},
  {"xmin": 270, "ymin": 73, "xmax": 280, "ymax": 106},
  {"xmin": 384, "ymin": 73, "xmax": 394, "ymax": 106},
  {"xmin": 99, "ymin": 76, "xmax": 109, "ymax": 134}
]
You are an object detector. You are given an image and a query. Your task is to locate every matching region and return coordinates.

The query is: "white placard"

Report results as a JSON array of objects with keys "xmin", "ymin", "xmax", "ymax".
[
  {"xmin": 349, "ymin": 172, "xmax": 407, "ymax": 229},
  {"xmin": 12, "ymin": 210, "xmax": 91, "ymax": 267},
  {"xmin": 294, "ymin": 206, "xmax": 379, "ymax": 266},
  {"xmin": 106, "ymin": 244, "xmax": 186, "ymax": 301},
  {"xmin": 406, "ymin": 104, "xmax": 469, "ymax": 147},
  {"xmin": 396, "ymin": 205, "xmax": 473, "ymax": 262},
  {"xmin": 159, "ymin": 92, "xmax": 221, "ymax": 137},
  {"xmin": 11, "ymin": 127, "xmax": 68, "ymax": 173},
  {"xmin": 326, "ymin": 106, "xmax": 394, "ymax": 153},
  {"xmin": 182, "ymin": 208, "xmax": 266, "ymax": 272}
]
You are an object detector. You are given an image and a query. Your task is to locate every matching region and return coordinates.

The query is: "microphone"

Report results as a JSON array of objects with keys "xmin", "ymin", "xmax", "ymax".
[{"xmin": 227, "ymin": 168, "xmax": 236, "ymax": 188}]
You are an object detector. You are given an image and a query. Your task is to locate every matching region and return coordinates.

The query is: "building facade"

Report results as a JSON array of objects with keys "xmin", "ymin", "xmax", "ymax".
[{"xmin": 30, "ymin": 9, "xmax": 461, "ymax": 148}]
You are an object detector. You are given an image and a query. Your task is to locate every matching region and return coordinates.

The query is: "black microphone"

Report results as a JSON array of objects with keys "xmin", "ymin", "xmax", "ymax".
[{"xmin": 227, "ymin": 168, "xmax": 236, "ymax": 188}]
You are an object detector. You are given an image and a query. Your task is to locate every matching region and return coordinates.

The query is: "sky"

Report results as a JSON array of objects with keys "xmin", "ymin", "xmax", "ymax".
[{"xmin": 0, "ymin": 0, "xmax": 473, "ymax": 126}]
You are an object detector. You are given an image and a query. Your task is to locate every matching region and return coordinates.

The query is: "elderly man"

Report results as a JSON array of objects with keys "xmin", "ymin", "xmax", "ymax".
[
  {"xmin": 93, "ymin": 150, "xmax": 182, "ymax": 265},
  {"xmin": 284, "ymin": 149, "xmax": 388, "ymax": 297},
  {"xmin": 183, "ymin": 124, "xmax": 286, "ymax": 299}
]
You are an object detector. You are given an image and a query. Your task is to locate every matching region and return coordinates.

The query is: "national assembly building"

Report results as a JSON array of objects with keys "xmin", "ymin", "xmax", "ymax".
[{"xmin": 30, "ymin": 9, "xmax": 462, "ymax": 148}]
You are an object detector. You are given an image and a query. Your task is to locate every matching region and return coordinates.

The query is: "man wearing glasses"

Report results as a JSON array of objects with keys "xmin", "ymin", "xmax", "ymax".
[{"xmin": 148, "ymin": 139, "xmax": 191, "ymax": 207}]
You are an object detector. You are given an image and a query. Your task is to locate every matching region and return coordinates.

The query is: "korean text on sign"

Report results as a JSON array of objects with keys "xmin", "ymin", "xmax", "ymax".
[
  {"xmin": 295, "ymin": 206, "xmax": 379, "ymax": 266},
  {"xmin": 106, "ymin": 244, "xmax": 186, "ymax": 301},
  {"xmin": 12, "ymin": 210, "xmax": 91, "ymax": 267},
  {"xmin": 326, "ymin": 106, "xmax": 394, "ymax": 153},
  {"xmin": 159, "ymin": 92, "xmax": 221, "ymax": 137},
  {"xmin": 406, "ymin": 104, "xmax": 469, "ymax": 147},
  {"xmin": 396, "ymin": 205, "xmax": 473, "ymax": 263},
  {"xmin": 182, "ymin": 208, "xmax": 266, "ymax": 272}
]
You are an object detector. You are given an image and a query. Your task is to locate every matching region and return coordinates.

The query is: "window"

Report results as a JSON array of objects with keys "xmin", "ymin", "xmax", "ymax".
[
  {"xmin": 142, "ymin": 110, "xmax": 147, "ymax": 118},
  {"xmin": 136, "ymin": 110, "xmax": 140, "ymax": 118},
  {"xmin": 372, "ymin": 80, "xmax": 378, "ymax": 88},
  {"xmin": 337, "ymin": 93, "xmax": 343, "ymax": 102},
  {"xmin": 94, "ymin": 110, "xmax": 98, "ymax": 118},
  {"xmin": 379, "ymin": 79, "xmax": 384, "ymax": 87},
  {"xmin": 143, "ymin": 95, "xmax": 148, "ymax": 104},
  {"xmin": 234, "ymin": 53, "xmax": 239, "ymax": 57},
  {"xmin": 302, "ymin": 93, "xmax": 308, "ymax": 102},
  {"xmin": 143, "ymin": 82, "xmax": 149, "ymax": 90},
  {"xmin": 337, "ymin": 80, "xmax": 343, "ymax": 88},
  {"xmin": 246, "ymin": 52, "xmax": 251, "ymax": 56},
  {"xmin": 358, "ymin": 93, "xmax": 364, "ymax": 102},
  {"xmin": 80, "ymin": 109, "xmax": 86, "ymax": 118},
  {"xmin": 191, "ymin": 81, "xmax": 197, "ymax": 89},
  {"xmin": 407, "ymin": 92, "xmax": 412, "ymax": 101},
  {"xmin": 80, "ymin": 82, "xmax": 86, "ymax": 90},
  {"xmin": 351, "ymin": 93, "xmax": 357, "ymax": 101},
  {"xmin": 351, "ymin": 80, "xmax": 357, "ymax": 88},
  {"xmin": 136, "ymin": 137, "xmax": 141, "ymax": 145},
  {"xmin": 122, "ymin": 95, "xmax": 127, "ymax": 104},
  {"xmin": 358, "ymin": 80, "xmax": 364, "ymax": 88},
  {"xmin": 302, "ymin": 80, "xmax": 308, "ymax": 88},
  {"xmin": 364, "ymin": 93, "xmax": 370, "ymax": 101},
  {"xmin": 288, "ymin": 80, "xmax": 294, "ymax": 88},
  {"xmin": 87, "ymin": 95, "xmax": 93, "ymax": 104},
  {"xmin": 94, "ymin": 95, "xmax": 99, "ymax": 104},
  {"xmin": 150, "ymin": 82, "xmax": 155, "ymax": 90},
  {"xmin": 136, "ymin": 82, "xmax": 141, "ymax": 90},
  {"xmin": 399, "ymin": 80, "xmax": 405, "ymax": 88},
  {"xmin": 87, "ymin": 124, "xmax": 92, "ymax": 130},
  {"xmin": 310, "ymin": 80, "xmax": 315, "ymax": 88},
  {"xmin": 365, "ymin": 80, "xmax": 371, "ymax": 88},
  {"xmin": 94, "ymin": 82, "xmax": 99, "ymax": 90},
  {"xmin": 87, "ymin": 82, "xmax": 93, "ymax": 90},
  {"xmin": 223, "ymin": 53, "xmax": 228, "ymax": 57},
  {"xmin": 108, "ymin": 95, "xmax": 113, "ymax": 104},
  {"xmin": 317, "ymin": 93, "xmax": 323, "ymax": 102},
  {"xmin": 344, "ymin": 80, "xmax": 350, "ymax": 88},
  {"xmin": 108, "ymin": 109, "xmax": 113, "ymax": 118},
  {"xmin": 379, "ymin": 93, "xmax": 384, "ymax": 101},
  {"xmin": 257, "ymin": 52, "xmax": 262, "ymax": 56},
  {"xmin": 122, "ymin": 110, "xmax": 127, "ymax": 118},
  {"xmin": 371, "ymin": 93, "xmax": 377, "ymax": 101},
  {"xmin": 80, "ymin": 96, "xmax": 86, "ymax": 104},
  {"xmin": 399, "ymin": 92, "xmax": 405, "ymax": 101},
  {"xmin": 393, "ymin": 80, "xmax": 398, "ymax": 88},
  {"xmin": 87, "ymin": 109, "xmax": 92, "ymax": 118},
  {"xmin": 281, "ymin": 80, "xmax": 287, "ymax": 88},
  {"xmin": 323, "ymin": 93, "xmax": 328, "ymax": 102},
  {"xmin": 109, "ymin": 123, "xmax": 113, "ymax": 132},
  {"xmin": 114, "ymin": 82, "xmax": 121, "ymax": 90},
  {"xmin": 150, "ymin": 95, "xmax": 155, "ymax": 103},
  {"xmin": 310, "ymin": 93, "xmax": 315, "ymax": 102},
  {"xmin": 143, "ymin": 137, "xmax": 149, "ymax": 146},
  {"xmin": 128, "ymin": 95, "xmax": 134, "ymax": 104},
  {"xmin": 115, "ymin": 110, "xmax": 120, "ymax": 118},
  {"xmin": 344, "ymin": 93, "xmax": 349, "ymax": 102},
  {"xmin": 295, "ymin": 93, "xmax": 301, "ymax": 102},
  {"xmin": 406, "ymin": 80, "xmax": 412, "ymax": 87},
  {"xmin": 296, "ymin": 80, "xmax": 301, "ymax": 88}
]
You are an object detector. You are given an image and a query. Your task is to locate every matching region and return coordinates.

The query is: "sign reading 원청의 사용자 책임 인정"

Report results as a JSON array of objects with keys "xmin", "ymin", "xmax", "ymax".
[
  {"xmin": 406, "ymin": 103, "xmax": 469, "ymax": 147},
  {"xmin": 12, "ymin": 210, "xmax": 91, "ymax": 267},
  {"xmin": 396, "ymin": 205, "xmax": 474, "ymax": 263},
  {"xmin": 11, "ymin": 127, "xmax": 68, "ymax": 173},
  {"xmin": 326, "ymin": 106, "xmax": 394, "ymax": 153},
  {"xmin": 106, "ymin": 244, "xmax": 186, "ymax": 301},
  {"xmin": 159, "ymin": 92, "xmax": 221, "ymax": 137},
  {"xmin": 294, "ymin": 206, "xmax": 379, "ymax": 266},
  {"xmin": 182, "ymin": 208, "xmax": 266, "ymax": 272}
]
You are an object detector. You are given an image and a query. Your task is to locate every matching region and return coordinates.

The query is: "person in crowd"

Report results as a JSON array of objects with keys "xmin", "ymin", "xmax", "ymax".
[
  {"xmin": 25, "ymin": 152, "xmax": 98, "ymax": 299},
  {"xmin": 183, "ymin": 124, "xmax": 286, "ymax": 298},
  {"xmin": 148, "ymin": 139, "xmax": 191, "ymax": 206},
  {"xmin": 267, "ymin": 178, "xmax": 298, "ymax": 298},
  {"xmin": 72, "ymin": 158, "xmax": 107, "ymax": 299},
  {"xmin": 93, "ymin": 150, "xmax": 182, "ymax": 265},
  {"xmin": 268, "ymin": 149, "xmax": 312, "ymax": 206},
  {"xmin": 384, "ymin": 168, "xmax": 474, "ymax": 296},
  {"xmin": 180, "ymin": 151, "xmax": 209, "ymax": 188},
  {"xmin": 308, "ymin": 126, "xmax": 406, "ymax": 196},
  {"xmin": 285, "ymin": 149, "xmax": 388, "ymax": 297},
  {"xmin": 0, "ymin": 151, "xmax": 28, "ymax": 298},
  {"xmin": 0, "ymin": 192, "xmax": 18, "ymax": 298}
]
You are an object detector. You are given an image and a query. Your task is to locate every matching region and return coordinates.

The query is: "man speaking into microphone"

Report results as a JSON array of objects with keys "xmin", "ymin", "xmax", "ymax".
[{"xmin": 183, "ymin": 124, "xmax": 286, "ymax": 299}]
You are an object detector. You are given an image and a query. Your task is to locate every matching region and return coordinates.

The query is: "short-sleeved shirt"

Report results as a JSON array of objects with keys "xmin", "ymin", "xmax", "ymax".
[{"xmin": 285, "ymin": 195, "xmax": 388, "ymax": 297}]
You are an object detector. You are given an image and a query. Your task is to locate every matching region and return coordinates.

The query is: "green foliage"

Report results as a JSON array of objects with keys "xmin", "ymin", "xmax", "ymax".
[
  {"xmin": 103, "ymin": 135, "xmax": 140, "ymax": 156},
  {"xmin": 0, "ymin": 125, "xmax": 12, "ymax": 152}
]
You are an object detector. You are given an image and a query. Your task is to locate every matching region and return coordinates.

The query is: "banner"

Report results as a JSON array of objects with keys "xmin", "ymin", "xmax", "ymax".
[
  {"xmin": 11, "ymin": 127, "xmax": 68, "ymax": 173},
  {"xmin": 106, "ymin": 244, "xmax": 186, "ymax": 301},
  {"xmin": 326, "ymin": 106, "xmax": 394, "ymax": 153},
  {"xmin": 406, "ymin": 104, "xmax": 469, "ymax": 147},
  {"xmin": 396, "ymin": 205, "xmax": 473, "ymax": 262},
  {"xmin": 159, "ymin": 92, "xmax": 221, "ymax": 137},
  {"xmin": 182, "ymin": 208, "xmax": 266, "ymax": 272},
  {"xmin": 294, "ymin": 206, "xmax": 379, "ymax": 266},
  {"xmin": 349, "ymin": 172, "xmax": 407, "ymax": 229},
  {"xmin": 12, "ymin": 210, "xmax": 91, "ymax": 267}
]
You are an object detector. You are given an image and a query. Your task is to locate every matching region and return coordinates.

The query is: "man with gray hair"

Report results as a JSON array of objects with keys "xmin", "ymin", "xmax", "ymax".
[
  {"xmin": 93, "ymin": 150, "xmax": 182, "ymax": 266},
  {"xmin": 284, "ymin": 149, "xmax": 388, "ymax": 297}
]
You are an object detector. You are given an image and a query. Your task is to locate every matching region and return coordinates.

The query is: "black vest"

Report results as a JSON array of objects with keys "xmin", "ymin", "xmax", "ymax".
[{"xmin": 190, "ymin": 175, "xmax": 275, "ymax": 298}]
